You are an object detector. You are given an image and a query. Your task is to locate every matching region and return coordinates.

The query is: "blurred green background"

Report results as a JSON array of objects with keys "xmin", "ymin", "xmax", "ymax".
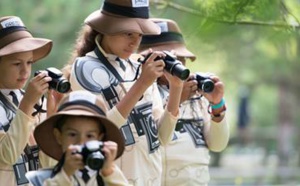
[{"xmin": 1, "ymin": 0, "xmax": 300, "ymax": 185}]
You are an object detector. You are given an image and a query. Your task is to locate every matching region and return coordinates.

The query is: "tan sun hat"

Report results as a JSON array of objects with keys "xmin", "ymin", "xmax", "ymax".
[
  {"xmin": 34, "ymin": 90, "xmax": 125, "ymax": 161},
  {"xmin": 0, "ymin": 16, "xmax": 52, "ymax": 62},
  {"xmin": 138, "ymin": 18, "xmax": 196, "ymax": 61},
  {"xmin": 84, "ymin": 0, "xmax": 160, "ymax": 35}
]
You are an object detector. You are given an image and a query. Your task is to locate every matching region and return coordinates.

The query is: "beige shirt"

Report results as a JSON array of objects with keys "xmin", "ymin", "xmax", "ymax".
[
  {"xmin": 39, "ymin": 165, "xmax": 131, "ymax": 186},
  {"xmin": 159, "ymin": 86, "xmax": 230, "ymax": 186},
  {"xmin": 70, "ymin": 50, "xmax": 178, "ymax": 186},
  {"xmin": 0, "ymin": 90, "xmax": 57, "ymax": 186}
]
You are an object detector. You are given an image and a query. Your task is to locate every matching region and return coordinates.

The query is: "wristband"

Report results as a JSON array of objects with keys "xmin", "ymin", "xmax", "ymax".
[{"xmin": 211, "ymin": 98, "xmax": 225, "ymax": 109}]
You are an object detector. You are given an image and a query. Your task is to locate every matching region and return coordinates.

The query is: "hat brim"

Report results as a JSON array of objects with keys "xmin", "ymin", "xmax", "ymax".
[
  {"xmin": 139, "ymin": 43, "xmax": 196, "ymax": 62},
  {"xmin": 0, "ymin": 37, "xmax": 52, "ymax": 62},
  {"xmin": 34, "ymin": 109, "xmax": 125, "ymax": 161},
  {"xmin": 85, "ymin": 10, "xmax": 161, "ymax": 35}
]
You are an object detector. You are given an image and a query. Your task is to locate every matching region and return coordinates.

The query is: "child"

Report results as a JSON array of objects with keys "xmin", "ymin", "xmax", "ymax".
[
  {"xmin": 62, "ymin": 0, "xmax": 183, "ymax": 185},
  {"xmin": 138, "ymin": 18, "xmax": 230, "ymax": 186},
  {"xmin": 26, "ymin": 90, "xmax": 129, "ymax": 185},
  {"xmin": 0, "ymin": 16, "xmax": 56, "ymax": 185}
]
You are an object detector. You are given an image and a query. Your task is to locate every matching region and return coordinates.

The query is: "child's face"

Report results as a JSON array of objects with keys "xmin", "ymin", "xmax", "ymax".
[
  {"xmin": 54, "ymin": 116, "xmax": 104, "ymax": 151},
  {"xmin": 0, "ymin": 51, "xmax": 33, "ymax": 89},
  {"xmin": 101, "ymin": 32, "xmax": 142, "ymax": 59}
]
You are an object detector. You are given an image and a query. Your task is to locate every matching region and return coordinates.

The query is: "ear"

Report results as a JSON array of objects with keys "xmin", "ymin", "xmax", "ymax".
[{"xmin": 53, "ymin": 128, "xmax": 62, "ymax": 145}]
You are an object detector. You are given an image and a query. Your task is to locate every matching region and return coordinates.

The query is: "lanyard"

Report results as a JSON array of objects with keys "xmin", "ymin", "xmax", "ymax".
[{"xmin": 93, "ymin": 47, "xmax": 141, "ymax": 83}]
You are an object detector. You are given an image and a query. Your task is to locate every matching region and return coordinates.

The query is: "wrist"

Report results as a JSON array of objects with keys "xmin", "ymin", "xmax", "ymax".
[
  {"xmin": 101, "ymin": 164, "xmax": 114, "ymax": 177},
  {"xmin": 210, "ymin": 98, "xmax": 225, "ymax": 109}
]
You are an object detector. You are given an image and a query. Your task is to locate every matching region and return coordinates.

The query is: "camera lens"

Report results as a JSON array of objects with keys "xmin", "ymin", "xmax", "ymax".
[
  {"xmin": 200, "ymin": 79, "xmax": 214, "ymax": 93},
  {"xmin": 57, "ymin": 80, "xmax": 71, "ymax": 93},
  {"xmin": 86, "ymin": 151, "xmax": 105, "ymax": 170},
  {"xmin": 165, "ymin": 60, "xmax": 190, "ymax": 81}
]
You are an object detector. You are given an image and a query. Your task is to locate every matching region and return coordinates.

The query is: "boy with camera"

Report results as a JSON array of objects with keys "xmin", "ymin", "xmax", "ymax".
[
  {"xmin": 138, "ymin": 18, "xmax": 230, "ymax": 186},
  {"xmin": 0, "ymin": 16, "xmax": 57, "ymax": 185},
  {"xmin": 26, "ymin": 90, "xmax": 130, "ymax": 186}
]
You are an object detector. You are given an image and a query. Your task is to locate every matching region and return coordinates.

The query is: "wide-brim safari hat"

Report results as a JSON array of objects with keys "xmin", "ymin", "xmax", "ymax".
[
  {"xmin": 0, "ymin": 16, "xmax": 52, "ymax": 62},
  {"xmin": 138, "ymin": 18, "xmax": 196, "ymax": 61},
  {"xmin": 34, "ymin": 90, "xmax": 125, "ymax": 161},
  {"xmin": 85, "ymin": 0, "xmax": 160, "ymax": 35}
]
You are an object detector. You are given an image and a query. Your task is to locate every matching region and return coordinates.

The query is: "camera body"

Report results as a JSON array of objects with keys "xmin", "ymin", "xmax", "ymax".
[
  {"xmin": 195, "ymin": 73, "xmax": 214, "ymax": 93},
  {"xmin": 76, "ymin": 140, "xmax": 105, "ymax": 170},
  {"xmin": 139, "ymin": 51, "xmax": 190, "ymax": 80},
  {"xmin": 34, "ymin": 67, "xmax": 70, "ymax": 93}
]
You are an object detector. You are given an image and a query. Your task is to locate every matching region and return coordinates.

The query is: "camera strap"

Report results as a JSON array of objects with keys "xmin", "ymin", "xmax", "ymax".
[
  {"xmin": 93, "ymin": 47, "xmax": 141, "ymax": 83},
  {"xmin": 32, "ymin": 95, "xmax": 46, "ymax": 117}
]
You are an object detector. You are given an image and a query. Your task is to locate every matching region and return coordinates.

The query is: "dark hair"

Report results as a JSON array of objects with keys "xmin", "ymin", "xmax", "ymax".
[
  {"xmin": 54, "ymin": 115, "xmax": 105, "ymax": 134},
  {"xmin": 62, "ymin": 25, "xmax": 100, "ymax": 81}
]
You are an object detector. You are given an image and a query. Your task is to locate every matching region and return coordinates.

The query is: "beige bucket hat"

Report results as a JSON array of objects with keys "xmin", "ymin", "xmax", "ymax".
[
  {"xmin": 34, "ymin": 90, "xmax": 125, "ymax": 160},
  {"xmin": 0, "ymin": 16, "xmax": 52, "ymax": 61},
  {"xmin": 138, "ymin": 18, "xmax": 196, "ymax": 61},
  {"xmin": 85, "ymin": 0, "xmax": 160, "ymax": 35}
]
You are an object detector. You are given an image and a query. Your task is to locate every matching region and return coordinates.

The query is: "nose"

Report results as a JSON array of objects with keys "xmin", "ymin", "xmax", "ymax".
[{"xmin": 78, "ymin": 135, "xmax": 87, "ymax": 145}]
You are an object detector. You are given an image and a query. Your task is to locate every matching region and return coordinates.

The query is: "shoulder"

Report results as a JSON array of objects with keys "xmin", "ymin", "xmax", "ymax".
[{"xmin": 26, "ymin": 168, "xmax": 53, "ymax": 185}]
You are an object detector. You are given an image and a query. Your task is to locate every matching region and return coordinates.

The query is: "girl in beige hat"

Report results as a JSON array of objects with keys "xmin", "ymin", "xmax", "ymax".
[
  {"xmin": 139, "ymin": 18, "xmax": 230, "ymax": 186},
  {"xmin": 26, "ymin": 90, "xmax": 130, "ymax": 186},
  {"xmin": 0, "ymin": 16, "xmax": 57, "ymax": 185},
  {"xmin": 62, "ymin": 0, "xmax": 183, "ymax": 185}
]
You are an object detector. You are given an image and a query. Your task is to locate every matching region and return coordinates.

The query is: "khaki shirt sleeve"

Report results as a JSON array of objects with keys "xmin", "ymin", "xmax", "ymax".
[
  {"xmin": 201, "ymin": 98, "xmax": 230, "ymax": 152},
  {"xmin": 0, "ymin": 109, "xmax": 35, "ymax": 165},
  {"xmin": 106, "ymin": 106, "xmax": 127, "ymax": 128},
  {"xmin": 205, "ymin": 116, "xmax": 230, "ymax": 152},
  {"xmin": 102, "ymin": 164, "xmax": 132, "ymax": 186},
  {"xmin": 157, "ymin": 110, "xmax": 178, "ymax": 146}
]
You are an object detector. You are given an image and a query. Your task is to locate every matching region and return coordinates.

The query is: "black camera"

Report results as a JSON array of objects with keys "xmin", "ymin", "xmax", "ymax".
[
  {"xmin": 195, "ymin": 73, "xmax": 214, "ymax": 93},
  {"xmin": 34, "ymin": 67, "xmax": 70, "ymax": 93},
  {"xmin": 76, "ymin": 140, "xmax": 105, "ymax": 170},
  {"xmin": 139, "ymin": 51, "xmax": 190, "ymax": 80}
]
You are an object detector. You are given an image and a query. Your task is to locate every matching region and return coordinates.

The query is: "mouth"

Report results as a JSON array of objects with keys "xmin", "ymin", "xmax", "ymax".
[{"xmin": 18, "ymin": 78, "xmax": 28, "ymax": 82}]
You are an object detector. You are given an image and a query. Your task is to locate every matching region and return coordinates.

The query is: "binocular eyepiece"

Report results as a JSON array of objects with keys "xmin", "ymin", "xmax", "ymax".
[{"xmin": 139, "ymin": 51, "xmax": 190, "ymax": 81}]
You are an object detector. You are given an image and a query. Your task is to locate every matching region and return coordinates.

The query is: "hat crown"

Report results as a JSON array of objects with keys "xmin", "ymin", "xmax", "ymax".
[
  {"xmin": 0, "ymin": 16, "xmax": 25, "ymax": 29},
  {"xmin": 152, "ymin": 18, "xmax": 182, "ymax": 34},
  {"xmin": 101, "ymin": 0, "xmax": 150, "ymax": 19},
  {"xmin": 58, "ymin": 91, "xmax": 108, "ymax": 117},
  {"xmin": 105, "ymin": 0, "xmax": 149, "ymax": 8}
]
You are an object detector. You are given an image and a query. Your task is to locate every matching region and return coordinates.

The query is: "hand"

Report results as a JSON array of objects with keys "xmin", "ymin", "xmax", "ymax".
[
  {"xmin": 180, "ymin": 75, "xmax": 198, "ymax": 103},
  {"xmin": 100, "ymin": 141, "xmax": 118, "ymax": 176},
  {"xmin": 139, "ymin": 50, "xmax": 166, "ymax": 86},
  {"xmin": 19, "ymin": 71, "xmax": 52, "ymax": 116},
  {"xmin": 63, "ymin": 145, "xmax": 84, "ymax": 177},
  {"xmin": 46, "ymin": 89, "xmax": 64, "ymax": 117},
  {"xmin": 163, "ymin": 69, "xmax": 184, "ymax": 89}
]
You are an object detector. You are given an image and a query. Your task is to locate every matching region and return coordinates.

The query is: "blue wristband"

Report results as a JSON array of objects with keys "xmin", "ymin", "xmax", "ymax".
[{"xmin": 211, "ymin": 98, "xmax": 225, "ymax": 109}]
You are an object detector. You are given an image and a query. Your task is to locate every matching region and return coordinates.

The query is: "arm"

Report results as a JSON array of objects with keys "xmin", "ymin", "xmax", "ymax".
[
  {"xmin": 157, "ymin": 72, "xmax": 183, "ymax": 145},
  {"xmin": 0, "ymin": 109, "xmax": 35, "ymax": 164}
]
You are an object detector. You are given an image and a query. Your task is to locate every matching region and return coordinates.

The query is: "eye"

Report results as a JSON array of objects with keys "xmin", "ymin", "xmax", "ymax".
[
  {"xmin": 86, "ymin": 133, "xmax": 97, "ymax": 139},
  {"xmin": 12, "ymin": 62, "xmax": 21, "ymax": 66},
  {"xmin": 67, "ymin": 131, "xmax": 77, "ymax": 137},
  {"xmin": 27, "ymin": 60, "xmax": 34, "ymax": 65}
]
